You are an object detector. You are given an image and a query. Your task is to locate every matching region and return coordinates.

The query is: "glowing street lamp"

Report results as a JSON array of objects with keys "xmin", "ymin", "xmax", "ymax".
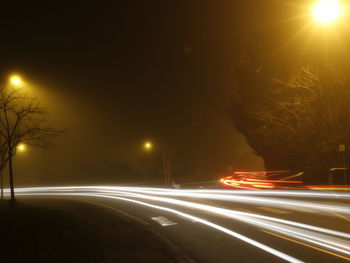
[
  {"xmin": 16, "ymin": 143, "xmax": 27, "ymax": 153},
  {"xmin": 312, "ymin": 0, "xmax": 342, "ymax": 24},
  {"xmin": 9, "ymin": 75, "xmax": 23, "ymax": 86},
  {"xmin": 141, "ymin": 140, "xmax": 171, "ymax": 187},
  {"xmin": 143, "ymin": 141, "xmax": 153, "ymax": 151}
]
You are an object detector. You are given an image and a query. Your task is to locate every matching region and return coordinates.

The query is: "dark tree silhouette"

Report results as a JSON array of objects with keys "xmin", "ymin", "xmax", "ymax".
[
  {"xmin": 230, "ymin": 66, "xmax": 350, "ymax": 183},
  {"xmin": 0, "ymin": 140, "xmax": 9, "ymax": 198},
  {"xmin": 0, "ymin": 81, "xmax": 62, "ymax": 202}
]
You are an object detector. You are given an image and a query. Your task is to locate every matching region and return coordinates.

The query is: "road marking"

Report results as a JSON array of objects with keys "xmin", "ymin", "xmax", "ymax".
[
  {"xmin": 257, "ymin": 206, "xmax": 291, "ymax": 215},
  {"xmin": 261, "ymin": 230, "xmax": 350, "ymax": 261},
  {"xmin": 151, "ymin": 216, "xmax": 178, "ymax": 226}
]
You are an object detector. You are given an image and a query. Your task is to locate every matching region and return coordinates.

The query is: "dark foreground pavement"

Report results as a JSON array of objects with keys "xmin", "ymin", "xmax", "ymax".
[{"xmin": 0, "ymin": 199, "xmax": 178, "ymax": 263}]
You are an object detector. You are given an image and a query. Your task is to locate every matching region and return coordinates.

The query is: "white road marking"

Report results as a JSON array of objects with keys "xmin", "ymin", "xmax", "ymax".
[
  {"xmin": 151, "ymin": 216, "xmax": 178, "ymax": 226},
  {"xmin": 257, "ymin": 206, "xmax": 291, "ymax": 215}
]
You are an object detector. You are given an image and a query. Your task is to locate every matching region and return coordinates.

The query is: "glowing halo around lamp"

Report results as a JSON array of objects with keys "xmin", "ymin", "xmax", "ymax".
[
  {"xmin": 143, "ymin": 141, "xmax": 153, "ymax": 151},
  {"xmin": 17, "ymin": 143, "xmax": 27, "ymax": 153},
  {"xmin": 9, "ymin": 75, "xmax": 23, "ymax": 86},
  {"xmin": 313, "ymin": 0, "xmax": 342, "ymax": 24}
]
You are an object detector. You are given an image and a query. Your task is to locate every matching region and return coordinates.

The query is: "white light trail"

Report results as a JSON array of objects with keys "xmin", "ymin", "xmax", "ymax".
[
  {"xmin": 15, "ymin": 191, "xmax": 303, "ymax": 263},
  {"xmin": 10, "ymin": 186, "xmax": 350, "ymax": 198},
  {"xmin": 7, "ymin": 186, "xmax": 350, "ymax": 261},
  {"xmin": 90, "ymin": 189, "xmax": 350, "ymax": 257},
  {"xmin": 239, "ymin": 215, "xmax": 350, "ymax": 256},
  {"xmin": 37, "ymin": 186, "xmax": 349, "ymax": 215}
]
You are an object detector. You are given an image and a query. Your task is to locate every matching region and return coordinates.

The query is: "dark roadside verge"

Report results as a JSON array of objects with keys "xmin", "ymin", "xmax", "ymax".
[{"xmin": 0, "ymin": 199, "xmax": 177, "ymax": 263}]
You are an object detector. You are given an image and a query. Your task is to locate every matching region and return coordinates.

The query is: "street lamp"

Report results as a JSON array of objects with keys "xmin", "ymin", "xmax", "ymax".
[
  {"xmin": 312, "ymin": 0, "xmax": 342, "ymax": 24},
  {"xmin": 143, "ymin": 141, "xmax": 153, "ymax": 151},
  {"xmin": 16, "ymin": 143, "xmax": 27, "ymax": 153},
  {"xmin": 142, "ymin": 140, "xmax": 171, "ymax": 187},
  {"xmin": 9, "ymin": 74, "xmax": 23, "ymax": 86}
]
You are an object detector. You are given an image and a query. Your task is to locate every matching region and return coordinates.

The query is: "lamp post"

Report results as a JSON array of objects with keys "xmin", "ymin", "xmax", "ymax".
[
  {"xmin": 0, "ymin": 151, "xmax": 4, "ymax": 199},
  {"xmin": 312, "ymin": 1, "xmax": 347, "ymax": 183},
  {"xmin": 143, "ymin": 140, "xmax": 171, "ymax": 187}
]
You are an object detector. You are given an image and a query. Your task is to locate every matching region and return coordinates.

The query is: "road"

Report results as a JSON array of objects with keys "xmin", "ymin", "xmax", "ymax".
[{"xmin": 9, "ymin": 186, "xmax": 350, "ymax": 263}]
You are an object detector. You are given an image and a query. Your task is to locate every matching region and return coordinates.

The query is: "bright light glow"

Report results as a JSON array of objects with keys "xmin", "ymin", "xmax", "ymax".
[
  {"xmin": 9, "ymin": 75, "xmax": 23, "ymax": 86},
  {"xmin": 17, "ymin": 143, "xmax": 26, "ymax": 152},
  {"xmin": 143, "ymin": 141, "xmax": 153, "ymax": 151},
  {"xmin": 313, "ymin": 0, "xmax": 341, "ymax": 24}
]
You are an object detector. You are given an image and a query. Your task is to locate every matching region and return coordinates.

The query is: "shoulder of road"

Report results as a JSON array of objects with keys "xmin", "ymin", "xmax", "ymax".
[{"xmin": 0, "ymin": 198, "xmax": 179, "ymax": 263}]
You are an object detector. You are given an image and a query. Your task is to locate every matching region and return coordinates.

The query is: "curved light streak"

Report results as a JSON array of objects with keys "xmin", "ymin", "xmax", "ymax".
[
  {"xmin": 15, "ymin": 191, "xmax": 303, "ymax": 263},
  {"xmin": 10, "ymin": 186, "xmax": 350, "ymax": 261},
  {"xmin": 10, "ymin": 186, "xmax": 350, "ymax": 199}
]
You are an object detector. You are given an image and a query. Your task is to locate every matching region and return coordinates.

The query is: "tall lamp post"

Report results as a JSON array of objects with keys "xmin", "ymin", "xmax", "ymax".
[
  {"xmin": 143, "ymin": 140, "xmax": 171, "ymax": 187},
  {"xmin": 312, "ymin": 0, "xmax": 346, "ymax": 183},
  {"xmin": 338, "ymin": 144, "xmax": 347, "ymax": 185}
]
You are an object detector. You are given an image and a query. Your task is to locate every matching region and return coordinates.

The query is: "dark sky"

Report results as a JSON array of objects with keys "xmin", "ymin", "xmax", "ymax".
[{"xmin": 1, "ymin": 0, "xmax": 346, "ymax": 185}]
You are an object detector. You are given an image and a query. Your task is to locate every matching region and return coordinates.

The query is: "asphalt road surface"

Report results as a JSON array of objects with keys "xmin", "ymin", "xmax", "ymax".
[{"xmin": 10, "ymin": 186, "xmax": 350, "ymax": 263}]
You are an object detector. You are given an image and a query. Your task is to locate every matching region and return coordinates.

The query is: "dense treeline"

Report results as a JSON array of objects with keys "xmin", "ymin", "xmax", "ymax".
[{"xmin": 230, "ymin": 65, "xmax": 350, "ymax": 183}]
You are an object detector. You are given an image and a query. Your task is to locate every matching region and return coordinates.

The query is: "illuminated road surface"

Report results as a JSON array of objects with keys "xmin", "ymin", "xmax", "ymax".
[{"xmin": 8, "ymin": 186, "xmax": 350, "ymax": 262}]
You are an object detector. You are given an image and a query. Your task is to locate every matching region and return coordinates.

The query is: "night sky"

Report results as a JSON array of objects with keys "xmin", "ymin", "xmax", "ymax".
[{"xmin": 1, "ymin": 1, "xmax": 346, "ymax": 186}]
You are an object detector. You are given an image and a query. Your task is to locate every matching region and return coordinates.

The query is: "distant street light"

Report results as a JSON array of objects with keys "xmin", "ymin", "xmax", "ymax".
[
  {"xmin": 143, "ymin": 141, "xmax": 153, "ymax": 151},
  {"xmin": 312, "ymin": 0, "xmax": 342, "ymax": 24},
  {"xmin": 142, "ymin": 140, "xmax": 171, "ymax": 187}
]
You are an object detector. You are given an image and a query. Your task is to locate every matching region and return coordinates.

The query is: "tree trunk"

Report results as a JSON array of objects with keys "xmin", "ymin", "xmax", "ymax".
[
  {"xmin": 8, "ymin": 152, "xmax": 15, "ymax": 202},
  {"xmin": 0, "ymin": 167, "xmax": 3, "ymax": 199}
]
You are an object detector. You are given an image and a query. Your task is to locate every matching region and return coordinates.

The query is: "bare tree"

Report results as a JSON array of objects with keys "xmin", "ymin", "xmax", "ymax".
[
  {"xmin": 254, "ymin": 67, "xmax": 350, "ymax": 165},
  {"xmin": 0, "ymin": 81, "xmax": 62, "ymax": 202},
  {"xmin": 0, "ymin": 140, "xmax": 9, "ymax": 198}
]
